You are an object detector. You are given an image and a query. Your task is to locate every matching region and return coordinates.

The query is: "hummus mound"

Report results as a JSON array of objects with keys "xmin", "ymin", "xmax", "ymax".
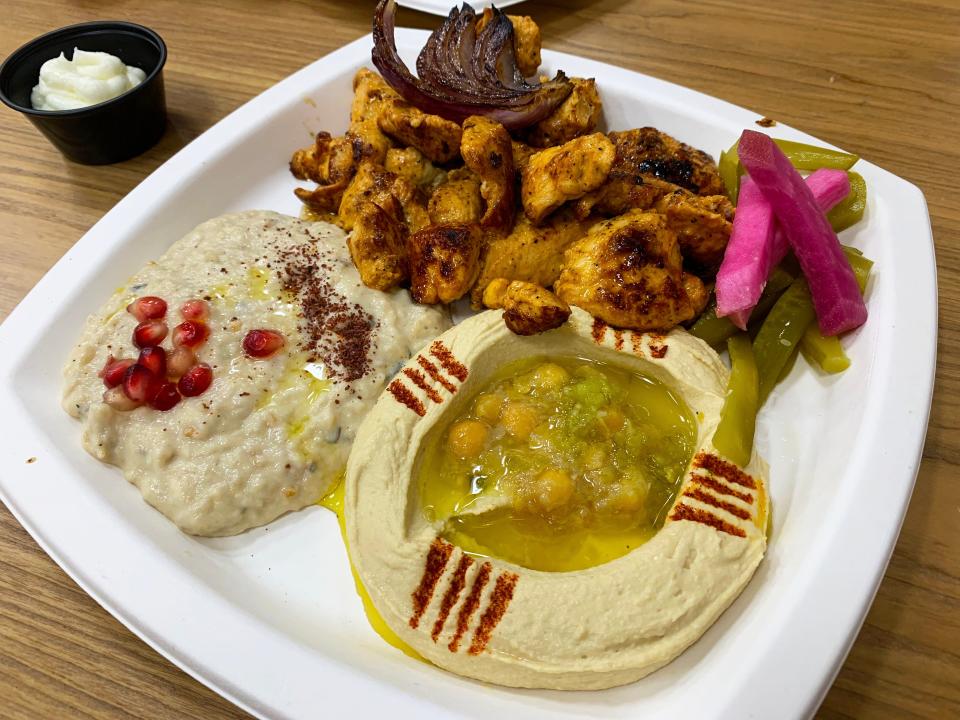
[
  {"xmin": 346, "ymin": 308, "xmax": 768, "ymax": 690},
  {"xmin": 63, "ymin": 211, "xmax": 450, "ymax": 536}
]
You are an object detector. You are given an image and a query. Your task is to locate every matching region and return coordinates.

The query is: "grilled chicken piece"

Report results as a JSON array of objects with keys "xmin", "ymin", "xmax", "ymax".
[
  {"xmin": 348, "ymin": 202, "xmax": 409, "ymax": 291},
  {"xmin": 482, "ymin": 279, "xmax": 571, "ymax": 335},
  {"xmin": 339, "ymin": 162, "xmax": 430, "ymax": 234},
  {"xmin": 554, "ymin": 210, "xmax": 701, "ymax": 331},
  {"xmin": 477, "ymin": 11, "xmax": 542, "ymax": 77},
  {"xmin": 511, "ymin": 139, "xmax": 537, "ymax": 172},
  {"xmin": 408, "ymin": 223, "xmax": 485, "ymax": 304},
  {"xmin": 655, "ymin": 190, "xmax": 735, "ymax": 273},
  {"xmin": 385, "ymin": 146, "xmax": 444, "ymax": 189},
  {"xmin": 461, "ymin": 116, "xmax": 516, "ymax": 230},
  {"xmin": 471, "ymin": 208, "xmax": 592, "ymax": 305},
  {"xmin": 525, "ymin": 78, "xmax": 603, "ymax": 148},
  {"xmin": 574, "ymin": 128, "xmax": 724, "ymax": 218},
  {"xmin": 521, "ymin": 133, "xmax": 616, "ymax": 224},
  {"xmin": 292, "ymin": 70, "xmax": 399, "ymax": 211},
  {"xmin": 378, "ymin": 98, "xmax": 463, "ymax": 163},
  {"xmin": 682, "ymin": 272, "xmax": 710, "ymax": 316},
  {"xmin": 428, "ymin": 168, "xmax": 483, "ymax": 225}
]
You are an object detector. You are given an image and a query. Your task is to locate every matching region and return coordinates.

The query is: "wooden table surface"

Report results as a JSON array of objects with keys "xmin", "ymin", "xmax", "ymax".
[{"xmin": 1, "ymin": 0, "xmax": 957, "ymax": 717}]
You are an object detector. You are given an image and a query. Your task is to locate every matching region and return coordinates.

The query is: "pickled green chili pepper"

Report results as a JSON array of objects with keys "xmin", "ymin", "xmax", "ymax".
[
  {"xmin": 689, "ymin": 266, "xmax": 794, "ymax": 348},
  {"xmin": 712, "ymin": 333, "xmax": 759, "ymax": 467},
  {"xmin": 719, "ymin": 148, "xmax": 741, "ymax": 203},
  {"xmin": 829, "ymin": 172, "xmax": 867, "ymax": 232},
  {"xmin": 753, "ymin": 276, "xmax": 817, "ymax": 403},
  {"xmin": 771, "ymin": 139, "xmax": 859, "ymax": 171},
  {"xmin": 799, "ymin": 327, "xmax": 850, "ymax": 374},
  {"xmin": 798, "ymin": 247, "xmax": 873, "ymax": 373}
]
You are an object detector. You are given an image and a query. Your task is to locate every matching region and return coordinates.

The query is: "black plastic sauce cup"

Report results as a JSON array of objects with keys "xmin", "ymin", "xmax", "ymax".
[{"xmin": 0, "ymin": 21, "xmax": 167, "ymax": 165}]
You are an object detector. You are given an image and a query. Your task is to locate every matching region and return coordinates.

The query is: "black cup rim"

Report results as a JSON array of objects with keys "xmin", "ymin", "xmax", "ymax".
[{"xmin": 0, "ymin": 20, "xmax": 167, "ymax": 118}]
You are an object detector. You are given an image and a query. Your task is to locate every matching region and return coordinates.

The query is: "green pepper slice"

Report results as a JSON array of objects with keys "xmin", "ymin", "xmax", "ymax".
[
  {"xmin": 799, "ymin": 327, "xmax": 851, "ymax": 374},
  {"xmin": 753, "ymin": 276, "xmax": 817, "ymax": 403},
  {"xmin": 828, "ymin": 172, "xmax": 867, "ymax": 232},
  {"xmin": 772, "ymin": 139, "xmax": 859, "ymax": 171},
  {"xmin": 718, "ymin": 147, "xmax": 741, "ymax": 203},
  {"xmin": 712, "ymin": 333, "xmax": 759, "ymax": 467}
]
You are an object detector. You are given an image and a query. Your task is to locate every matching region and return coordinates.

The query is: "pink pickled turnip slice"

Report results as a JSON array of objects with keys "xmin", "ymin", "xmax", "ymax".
[
  {"xmin": 737, "ymin": 130, "xmax": 866, "ymax": 335},
  {"xmin": 717, "ymin": 167, "xmax": 851, "ymax": 329}
]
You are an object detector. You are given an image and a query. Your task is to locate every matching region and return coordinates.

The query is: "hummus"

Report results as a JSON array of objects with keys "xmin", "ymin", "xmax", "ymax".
[
  {"xmin": 345, "ymin": 307, "xmax": 768, "ymax": 689},
  {"xmin": 63, "ymin": 211, "xmax": 450, "ymax": 536}
]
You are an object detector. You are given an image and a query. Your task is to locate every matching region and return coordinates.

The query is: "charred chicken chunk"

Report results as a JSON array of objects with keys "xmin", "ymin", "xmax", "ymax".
[
  {"xmin": 574, "ymin": 128, "xmax": 724, "ymax": 218},
  {"xmin": 428, "ymin": 168, "xmax": 483, "ymax": 225},
  {"xmin": 476, "ymin": 10, "xmax": 542, "ymax": 77},
  {"xmin": 348, "ymin": 202, "xmax": 409, "ymax": 292},
  {"xmin": 461, "ymin": 115, "xmax": 516, "ymax": 230},
  {"xmin": 377, "ymin": 98, "xmax": 463, "ymax": 164},
  {"xmin": 521, "ymin": 132, "xmax": 616, "ymax": 224},
  {"xmin": 554, "ymin": 210, "xmax": 700, "ymax": 331},
  {"xmin": 471, "ymin": 208, "xmax": 593, "ymax": 305},
  {"xmin": 525, "ymin": 78, "xmax": 603, "ymax": 148},
  {"xmin": 385, "ymin": 146, "xmax": 443, "ymax": 189},
  {"xmin": 654, "ymin": 190, "xmax": 735, "ymax": 273},
  {"xmin": 408, "ymin": 223, "xmax": 485, "ymax": 304},
  {"xmin": 511, "ymin": 139, "xmax": 537, "ymax": 172},
  {"xmin": 339, "ymin": 162, "xmax": 429, "ymax": 234},
  {"xmin": 482, "ymin": 279, "xmax": 571, "ymax": 335},
  {"xmin": 348, "ymin": 68, "xmax": 398, "ymax": 165}
]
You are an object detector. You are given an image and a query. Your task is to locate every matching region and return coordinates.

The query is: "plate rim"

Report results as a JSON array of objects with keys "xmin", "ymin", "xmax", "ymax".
[{"xmin": 0, "ymin": 28, "xmax": 938, "ymax": 720}]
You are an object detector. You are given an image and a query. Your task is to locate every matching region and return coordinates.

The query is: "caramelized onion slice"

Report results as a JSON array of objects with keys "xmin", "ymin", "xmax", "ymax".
[{"xmin": 372, "ymin": 0, "xmax": 572, "ymax": 131}]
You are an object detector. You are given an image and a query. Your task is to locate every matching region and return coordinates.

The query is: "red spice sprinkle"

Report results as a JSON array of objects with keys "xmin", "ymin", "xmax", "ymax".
[
  {"xmin": 591, "ymin": 317, "xmax": 607, "ymax": 344},
  {"xmin": 693, "ymin": 452, "xmax": 757, "ymax": 489},
  {"xmin": 417, "ymin": 355, "xmax": 456, "ymax": 394},
  {"xmin": 690, "ymin": 473, "xmax": 754, "ymax": 504},
  {"xmin": 278, "ymin": 241, "xmax": 378, "ymax": 382},
  {"xmin": 432, "ymin": 555, "xmax": 473, "ymax": 642},
  {"xmin": 388, "ymin": 379, "xmax": 425, "ymax": 417},
  {"xmin": 403, "ymin": 368, "xmax": 442, "ymax": 404},
  {"xmin": 448, "ymin": 562, "xmax": 491, "ymax": 653},
  {"xmin": 429, "ymin": 341, "xmax": 467, "ymax": 382},
  {"xmin": 468, "ymin": 571, "xmax": 519, "ymax": 655},
  {"xmin": 409, "ymin": 538, "xmax": 453, "ymax": 629},
  {"xmin": 613, "ymin": 328, "xmax": 624, "ymax": 351},
  {"xmin": 683, "ymin": 487, "xmax": 751, "ymax": 520},
  {"xmin": 670, "ymin": 503, "xmax": 746, "ymax": 537}
]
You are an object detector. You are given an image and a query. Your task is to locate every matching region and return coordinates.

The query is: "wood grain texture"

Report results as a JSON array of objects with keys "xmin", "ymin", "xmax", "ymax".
[{"xmin": 0, "ymin": 0, "xmax": 957, "ymax": 717}]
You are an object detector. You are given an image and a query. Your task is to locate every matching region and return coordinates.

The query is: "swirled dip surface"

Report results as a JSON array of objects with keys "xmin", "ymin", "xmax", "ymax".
[
  {"xmin": 62, "ymin": 211, "xmax": 450, "ymax": 535},
  {"xmin": 31, "ymin": 48, "xmax": 146, "ymax": 111}
]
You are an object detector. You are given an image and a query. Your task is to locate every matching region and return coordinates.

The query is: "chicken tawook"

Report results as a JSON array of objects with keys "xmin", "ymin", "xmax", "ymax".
[{"xmin": 290, "ymin": 11, "xmax": 732, "ymax": 335}]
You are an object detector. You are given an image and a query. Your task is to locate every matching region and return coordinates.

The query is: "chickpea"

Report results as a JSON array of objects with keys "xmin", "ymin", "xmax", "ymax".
[
  {"xmin": 447, "ymin": 419, "xmax": 489, "ymax": 459},
  {"xmin": 500, "ymin": 402, "xmax": 540, "ymax": 440},
  {"xmin": 600, "ymin": 407, "xmax": 626, "ymax": 433},
  {"xmin": 473, "ymin": 393, "xmax": 504, "ymax": 423},
  {"xmin": 531, "ymin": 362, "xmax": 570, "ymax": 392},
  {"xmin": 532, "ymin": 469, "xmax": 575, "ymax": 512},
  {"xmin": 580, "ymin": 444, "xmax": 608, "ymax": 471}
]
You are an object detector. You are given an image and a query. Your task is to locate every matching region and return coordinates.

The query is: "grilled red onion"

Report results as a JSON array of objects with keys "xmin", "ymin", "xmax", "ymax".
[{"xmin": 372, "ymin": 0, "xmax": 572, "ymax": 131}]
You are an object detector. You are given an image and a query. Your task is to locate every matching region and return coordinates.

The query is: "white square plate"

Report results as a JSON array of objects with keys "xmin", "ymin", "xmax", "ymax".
[{"xmin": 0, "ymin": 30, "xmax": 937, "ymax": 720}]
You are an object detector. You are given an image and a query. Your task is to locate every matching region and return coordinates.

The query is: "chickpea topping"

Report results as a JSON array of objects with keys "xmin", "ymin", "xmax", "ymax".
[
  {"xmin": 600, "ymin": 407, "xmax": 626, "ymax": 433},
  {"xmin": 448, "ymin": 419, "xmax": 489, "ymax": 459},
  {"xmin": 530, "ymin": 469, "xmax": 574, "ymax": 512},
  {"xmin": 531, "ymin": 362, "xmax": 570, "ymax": 391},
  {"xmin": 500, "ymin": 401, "xmax": 539, "ymax": 440},
  {"xmin": 581, "ymin": 444, "xmax": 608, "ymax": 470},
  {"xmin": 473, "ymin": 393, "xmax": 503, "ymax": 423}
]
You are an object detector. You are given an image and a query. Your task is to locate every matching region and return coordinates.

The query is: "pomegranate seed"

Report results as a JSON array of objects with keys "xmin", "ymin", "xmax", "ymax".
[
  {"xmin": 126, "ymin": 296, "xmax": 167, "ymax": 321},
  {"xmin": 137, "ymin": 346, "xmax": 167, "ymax": 377},
  {"xmin": 133, "ymin": 319, "xmax": 168, "ymax": 348},
  {"xmin": 172, "ymin": 320, "xmax": 208, "ymax": 348},
  {"xmin": 167, "ymin": 346, "xmax": 197, "ymax": 379},
  {"xmin": 180, "ymin": 299, "xmax": 209, "ymax": 322},
  {"xmin": 150, "ymin": 381, "xmax": 182, "ymax": 411},
  {"xmin": 122, "ymin": 364, "xmax": 161, "ymax": 403},
  {"xmin": 178, "ymin": 363, "xmax": 213, "ymax": 397},
  {"xmin": 103, "ymin": 386, "xmax": 141, "ymax": 411},
  {"xmin": 243, "ymin": 329, "xmax": 285, "ymax": 358},
  {"xmin": 101, "ymin": 357, "xmax": 135, "ymax": 388}
]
